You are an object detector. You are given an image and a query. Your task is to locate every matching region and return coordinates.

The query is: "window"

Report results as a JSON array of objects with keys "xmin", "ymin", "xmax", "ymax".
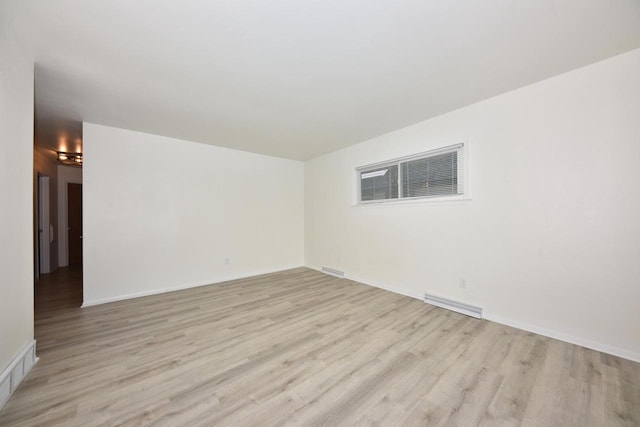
[
  {"xmin": 357, "ymin": 143, "xmax": 465, "ymax": 204},
  {"xmin": 360, "ymin": 165, "xmax": 398, "ymax": 201}
]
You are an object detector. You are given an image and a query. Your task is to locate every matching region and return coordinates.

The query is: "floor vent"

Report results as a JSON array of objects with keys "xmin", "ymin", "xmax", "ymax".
[
  {"xmin": 424, "ymin": 293, "xmax": 483, "ymax": 319},
  {"xmin": 321, "ymin": 266, "xmax": 345, "ymax": 278}
]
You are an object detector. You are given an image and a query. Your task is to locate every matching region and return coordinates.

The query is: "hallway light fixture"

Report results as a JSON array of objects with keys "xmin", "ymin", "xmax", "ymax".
[{"xmin": 57, "ymin": 151, "xmax": 83, "ymax": 167}]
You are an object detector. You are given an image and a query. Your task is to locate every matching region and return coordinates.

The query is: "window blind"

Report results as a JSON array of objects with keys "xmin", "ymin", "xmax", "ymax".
[
  {"xmin": 360, "ymin": 165, "xmax": 398, "ymax": 201},
  {"xmin": 357, "ymin": 143, "xmax": 464, "ymax": 203},
  {"xmin": 401, "ymin": 151, "xmax": 461, "ymax": 198}
]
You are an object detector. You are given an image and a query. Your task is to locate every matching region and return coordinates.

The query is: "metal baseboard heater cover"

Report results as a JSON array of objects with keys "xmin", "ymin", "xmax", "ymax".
[
  {"xmin": 321, "ymin": 266, "xmax": 345, "ymax": 278},
  {"xmin": 424, "ymin": 293, "xmax": 483, "ymax": 319}
]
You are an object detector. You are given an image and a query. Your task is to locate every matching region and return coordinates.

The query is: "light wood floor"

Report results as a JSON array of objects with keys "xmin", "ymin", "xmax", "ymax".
[{"xmin": 1, "ymin": 267, "xmax": 639, "ymax": 426}]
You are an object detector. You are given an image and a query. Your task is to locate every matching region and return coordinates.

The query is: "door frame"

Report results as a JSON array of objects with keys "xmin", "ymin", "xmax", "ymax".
[
  {"xmin": 59, "ymin": 173, "xmax": 82, "ymax": 267},
  {"xmin": 37, "ymin": 174, "xmax": 51, "ymax": 275}
]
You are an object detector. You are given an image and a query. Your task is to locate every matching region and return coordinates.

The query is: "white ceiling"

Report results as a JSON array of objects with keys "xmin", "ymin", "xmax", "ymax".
[{"xmin": 8, "ymin": 0, "xmax": 640, "ymax": 160}]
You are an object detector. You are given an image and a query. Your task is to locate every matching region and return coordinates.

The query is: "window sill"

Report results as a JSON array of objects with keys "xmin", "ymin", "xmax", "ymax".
[{"xmin": 352, "ymin": 195, "xmax": 472, "ymax": 207}]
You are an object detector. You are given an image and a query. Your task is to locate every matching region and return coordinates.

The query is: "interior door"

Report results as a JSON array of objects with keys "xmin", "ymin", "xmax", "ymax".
[{"xmin": 68, "ymin": 183, "xmax": 83, "ymax": 266}]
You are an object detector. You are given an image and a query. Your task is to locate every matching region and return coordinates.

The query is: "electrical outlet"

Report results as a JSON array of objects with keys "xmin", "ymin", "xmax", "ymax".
[
  {"xmin": 336, "ymin": 255, "xmax": 341, "ymax": 264},
  {"xmin": 224, "ymin": 258, "xmax": 230, "ymax": 265},
  {"xmin": 459, "ymin": 278, "xmax": 467, "ymax": 289}
]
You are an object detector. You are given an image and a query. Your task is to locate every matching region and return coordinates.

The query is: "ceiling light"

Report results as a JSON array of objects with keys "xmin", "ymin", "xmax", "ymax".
[{"xmin": 57, "ymin": 151, "xmax": 83, "ymax": 167}]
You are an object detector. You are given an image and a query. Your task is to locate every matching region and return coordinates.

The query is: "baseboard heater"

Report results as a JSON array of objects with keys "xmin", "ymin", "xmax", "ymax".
[
  {"xmin": 321, "ymin": 266, "xmax": 345, "ymax": 278},
  {"xmin": 424, "ymin": 293, "xmax": 483, "ymax": 319}
]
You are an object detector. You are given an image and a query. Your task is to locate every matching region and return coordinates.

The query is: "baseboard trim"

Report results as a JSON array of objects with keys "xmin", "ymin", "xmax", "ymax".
[
  {"xmin": 484, "ymin": 313, "xmax": 640, "ymax": 364},
  {"xmin": 82, "ymin": 265, "xmax": 305, "ymax": 307},
  {"xmin": 0, "ymin": 339, "xmax": 37, "ymax": 410},
  {"xmin": 321, "ymin": 266, "xmax": 345, "ymax": 278},
  {"xmin": 305, "ymin": 264, "xmax": 640, "ymax": 363},
  {"xmin": 307, "ymin": 265, "xmax": 424, "ymax": 301},
  {"xmin": 347, "ymin": 274, "xmax": 424, "ymax": 301}
]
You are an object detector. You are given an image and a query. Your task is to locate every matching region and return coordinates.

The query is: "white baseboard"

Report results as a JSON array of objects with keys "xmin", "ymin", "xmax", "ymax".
[
  {"xmin": 346, "ymin": 274, "xmax": 424, "ymax": 301},
  {"xmin": 483, "ymin": 313, "xmax": 640, "ymax": 364},
  {"xmin": 306, "ymin": 264, "xmax": 640, "ymax": 363},
  {"xmin": 82, "ymin": 265, "xmax": 305, "ymax": 307},
  {"xmin": 0, "ymin": 339, "xmax": 37, "ymax": 410},
  {"xmin": 307, "ymin": 264, "xmax": 424, "ymax": 300}
]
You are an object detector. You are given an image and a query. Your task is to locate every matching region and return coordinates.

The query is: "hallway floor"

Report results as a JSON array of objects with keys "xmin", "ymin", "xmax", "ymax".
[{"xmin": 34, "ymin": 265, "xmax": 83, "ymax": 327}]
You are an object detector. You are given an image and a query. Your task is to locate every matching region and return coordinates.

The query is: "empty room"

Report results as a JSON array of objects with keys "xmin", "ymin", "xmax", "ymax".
[{"xmin": 1, "ymin": 1, "xmax": 640, "ymax": 426}]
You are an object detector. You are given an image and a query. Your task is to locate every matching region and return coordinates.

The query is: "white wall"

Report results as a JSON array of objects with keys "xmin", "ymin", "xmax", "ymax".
[
  {"xmin": 0, "ymin": 11, "xmax": 34, "ymax": 373},
  {"xmin": 305, "ymin": 49, "xmax": 640, "ymax": 361},
  {"xmin": 83, "ymin": 123, "xmax": 304, "ymax": 305},
  {"xmin": 57, "ymin": 165, "xmax": 83, "ymax": 267}
]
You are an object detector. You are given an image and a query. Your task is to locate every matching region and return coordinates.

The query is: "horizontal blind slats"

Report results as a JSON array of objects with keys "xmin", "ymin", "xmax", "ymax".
[
  {"xmin": 358, "ymin": 144, "xmax": 464, "ymax": 203},
  {"xmin": 360, "ymin": 165, "xmax": 398, "ymax": 201}
]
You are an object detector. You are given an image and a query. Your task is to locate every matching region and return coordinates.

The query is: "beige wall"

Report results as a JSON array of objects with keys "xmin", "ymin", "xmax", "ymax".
[
  {"xmin": 82, "ymin": 123, "xmax": 304, "ymax": 305},
  {"xmin": 305, "ymin": 49, "xmax": 640, "ymax": 361},
  {"xmin": 0, "ymin": 10, "xmax": 35, "ymax": 371}
]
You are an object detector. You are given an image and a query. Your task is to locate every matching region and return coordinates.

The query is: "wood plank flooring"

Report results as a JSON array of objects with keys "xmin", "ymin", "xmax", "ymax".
[{"xmin": 1, "ymin": 267, "xmax": 639, "ymax": 426}]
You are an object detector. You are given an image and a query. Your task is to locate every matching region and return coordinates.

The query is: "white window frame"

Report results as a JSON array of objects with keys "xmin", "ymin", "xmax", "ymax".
[{"xmin": 355, "ymin": 142, "xmax": 469, "ymax": 205}]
